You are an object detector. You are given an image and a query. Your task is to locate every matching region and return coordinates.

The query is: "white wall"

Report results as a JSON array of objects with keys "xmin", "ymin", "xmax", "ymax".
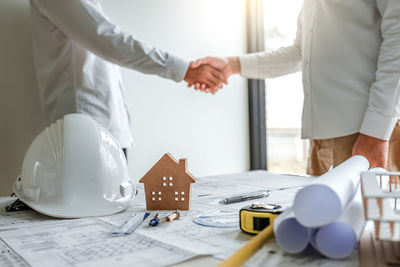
[
  {"xmin": 0, "ymin": 1, "xmax": 42, "ymax": 196},
  {"xmin": 99, "ymin": 0, "xmax": 249, "ymax": 181},
  {"xmin": 0, "ymin": 0, "xmax": 249, "ymax": 196}
]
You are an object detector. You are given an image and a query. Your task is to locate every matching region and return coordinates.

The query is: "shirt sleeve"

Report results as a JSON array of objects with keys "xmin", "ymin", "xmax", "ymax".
[
  {"xmin": 238, "ymin": 10, "xmax": 302, "ymax": 79},
  {"xmin": 32, "ymin": 0, "xmax": 189, "ymax": 82},
  {"xmin": 359, "ymin": 0, "xmax": 400, "ymax": 140}
]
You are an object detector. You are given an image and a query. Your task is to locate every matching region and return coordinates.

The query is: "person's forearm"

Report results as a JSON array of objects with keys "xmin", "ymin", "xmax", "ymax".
[
  {"xmin": 36, "ymin": 0, "xmax": 188, "ymax": 82},
  {"xmin": 359, "ymin": 0, "xmax": 400, "ymax": 140},
  {"xmin": 239, "ymin": 10, "xmax": 302, "ymax": 79},
  {"xmin": 238, "ymin": 45, "xmax": 302, "ymax": 79},
  {"xmin": 227, "ymin": 57, "xmax": 241, "ymax": 75}
]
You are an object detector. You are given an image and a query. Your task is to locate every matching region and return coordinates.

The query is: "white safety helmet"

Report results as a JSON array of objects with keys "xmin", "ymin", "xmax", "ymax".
[{"xmin": 13, "ymin": 114, "xmax": 135, "ymax": 218}]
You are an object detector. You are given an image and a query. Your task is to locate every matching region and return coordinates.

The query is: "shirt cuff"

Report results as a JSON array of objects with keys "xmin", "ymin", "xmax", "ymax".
[
  {"xmin": 166, "ymin": 55, "xmax": 190, "ymax": 82},
  {"xmin": 360, "ymin": 109, "xmax": 398, "ymax": 141},
  {"xmin": 239, "ymin": 53, "xmax": 259, "ymax": 78}
]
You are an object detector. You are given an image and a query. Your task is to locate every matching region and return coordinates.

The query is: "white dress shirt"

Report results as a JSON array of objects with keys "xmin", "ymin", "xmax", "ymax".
[
  {"xmin": 29, "ymin": 0, "xmax": 189, "ymax": 147},
  {"xmin": 240, "ymin": 0, "xmax": 400, "ymax": 141}
]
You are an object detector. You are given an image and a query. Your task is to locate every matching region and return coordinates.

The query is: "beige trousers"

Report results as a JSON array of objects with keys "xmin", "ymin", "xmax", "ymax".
[{"xmin": 307, "ymin": 121, "xmax": 400, "ymax": 176}]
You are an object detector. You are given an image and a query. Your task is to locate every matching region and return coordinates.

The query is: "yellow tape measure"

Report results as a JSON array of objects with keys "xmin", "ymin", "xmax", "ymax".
[
  {"xmin": 219, "ymin": 203, "xmax": 284, "ymax": 267},
  {"xmin": 240, "ymin": 203, "xmax": 283, "ymax": 234}
]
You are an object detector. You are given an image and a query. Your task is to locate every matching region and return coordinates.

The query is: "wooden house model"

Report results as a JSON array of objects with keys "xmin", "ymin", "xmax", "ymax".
[{"xmin": 139, "ymin": 153, "xmax": 196, "ymax": 210}]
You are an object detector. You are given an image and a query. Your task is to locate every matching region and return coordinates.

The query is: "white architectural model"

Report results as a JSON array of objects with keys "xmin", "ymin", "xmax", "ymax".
[{"xmin": 361, "ymin": 171, "xmax": 400, "ymax": 241}]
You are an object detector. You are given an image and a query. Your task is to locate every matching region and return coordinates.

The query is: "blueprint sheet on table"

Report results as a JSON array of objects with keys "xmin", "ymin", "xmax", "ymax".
[{"xmin": 0, "ymin": 171, "xmax": 359, "ymax": 267}]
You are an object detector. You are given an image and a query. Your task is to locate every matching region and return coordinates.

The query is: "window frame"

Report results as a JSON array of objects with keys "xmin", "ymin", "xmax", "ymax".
[{"xmin": 247, "ymin": 0, "xmax": 267, "ymax": 170}]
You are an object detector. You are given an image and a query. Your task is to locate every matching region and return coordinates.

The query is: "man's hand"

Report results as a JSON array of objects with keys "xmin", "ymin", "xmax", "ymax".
[
  {"xmin": 352, "ymin": 133, "xmax": 389, "ymax": 168},
  {"xmin": 184, "ymin": 64, "xmax": 227, "ymax": 94},
  {"xmin": 190, "ymin": 56, "xmax": 241, "ymax": 91}
]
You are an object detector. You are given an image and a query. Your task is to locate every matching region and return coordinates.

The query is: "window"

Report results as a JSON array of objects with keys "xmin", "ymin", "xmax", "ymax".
[{"xmin": 264, "ymin": 0, "xmax": 307, "ymax": 174}]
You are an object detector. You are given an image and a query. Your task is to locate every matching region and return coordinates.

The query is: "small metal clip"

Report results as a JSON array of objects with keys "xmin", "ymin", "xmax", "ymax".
[{"xmin": 250, "ymin": 202, "xmax": 281, "ymax": 210}]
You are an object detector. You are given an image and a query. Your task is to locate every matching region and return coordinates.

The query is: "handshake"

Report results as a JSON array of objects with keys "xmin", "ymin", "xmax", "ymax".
[{"xmin": 183, "ymin": 56, "xmax": 241, "ymax": 94}]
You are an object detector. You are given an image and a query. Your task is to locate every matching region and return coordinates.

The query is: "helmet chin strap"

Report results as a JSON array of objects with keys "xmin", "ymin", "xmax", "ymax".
[{"xmin": 5, "ymin": 193, "xmax": 32, "ymax": 212}]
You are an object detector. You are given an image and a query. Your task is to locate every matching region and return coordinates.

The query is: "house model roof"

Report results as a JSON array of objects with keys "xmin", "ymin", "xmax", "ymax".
[{"xmin": 139, "ymin": 153, "xmax": 196, "ymax": 184}]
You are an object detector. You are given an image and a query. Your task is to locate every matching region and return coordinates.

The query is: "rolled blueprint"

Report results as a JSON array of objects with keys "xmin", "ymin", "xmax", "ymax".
[
  {"xmin": 309, "ymin": 228, "xmax": 318, "ymax": 250},
  {"xmin": 293, "ymin": 156, "xmax": 369, "ymax": 227},
  {"xmin": 274, "ymin": 208, "xmax": 311, "ymax": 254},
  {"xmin": 313, "ymin": 186, "xmax": 365, "ymax": 259}
]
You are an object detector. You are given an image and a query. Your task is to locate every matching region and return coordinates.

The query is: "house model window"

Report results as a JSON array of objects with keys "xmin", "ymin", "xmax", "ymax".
[{"xmin": 139, "ymin": 153, "xmax": 196, "ymax": 210}]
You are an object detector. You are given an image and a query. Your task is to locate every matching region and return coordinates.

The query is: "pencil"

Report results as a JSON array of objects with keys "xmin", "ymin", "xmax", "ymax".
[{"xmin": 218, "ymin": 224, "xmax": 274, "ymax": 267}]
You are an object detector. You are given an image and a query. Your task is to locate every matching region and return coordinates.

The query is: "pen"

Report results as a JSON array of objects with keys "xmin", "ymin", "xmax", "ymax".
[
  {"xmin": 112, "ymin": 212, "xmax": 151, "ymax": 235},
  {"xmin": 149, "ymin": 210, "xmax": 181, "ymax": 227},
  {"xmin": 219, "ymin": 191, "xmax": 270, "ymax": 205}
]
